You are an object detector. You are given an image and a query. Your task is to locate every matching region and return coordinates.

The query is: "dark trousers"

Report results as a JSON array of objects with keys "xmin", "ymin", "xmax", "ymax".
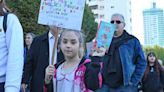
[
  {"xmin": 95, "ymin": 84, "xmax": 138, "ymax": 92},
  {"xmin": 0, "ymin": 82, "xmax": 5, "ymax": 92}
]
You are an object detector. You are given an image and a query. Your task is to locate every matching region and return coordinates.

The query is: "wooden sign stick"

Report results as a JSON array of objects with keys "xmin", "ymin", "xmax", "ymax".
[{"xmin": 51, "ymin": 27, "xmax": 59, "ymax": 65}]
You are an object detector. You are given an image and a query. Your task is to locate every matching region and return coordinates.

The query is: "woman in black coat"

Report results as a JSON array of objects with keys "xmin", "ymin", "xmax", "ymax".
[{"xmin": 142, "ymin": 52, "xmax": 164, "ymax": 92}]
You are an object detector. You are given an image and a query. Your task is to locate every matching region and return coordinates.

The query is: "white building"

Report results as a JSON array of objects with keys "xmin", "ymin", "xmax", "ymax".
[
  {"xmin": 86, "ymin": 0, "xmax": 132, "ymax": 33},
  {"xmin": 143, "ymin": 2, "xmax": 164, "ymax": 47}
]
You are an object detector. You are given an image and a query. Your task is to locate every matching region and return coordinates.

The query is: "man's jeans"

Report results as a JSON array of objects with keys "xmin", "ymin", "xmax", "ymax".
[
  {"xmin": 95, "ymin": 84, "xmax": 138, "ymax": 92},
  {"xmin": 0, "ymin": 82, "xmax": 5, "ymax": 92}
]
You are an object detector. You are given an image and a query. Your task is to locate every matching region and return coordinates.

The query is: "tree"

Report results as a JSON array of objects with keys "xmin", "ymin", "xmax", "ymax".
[
  {"xmin": 6, "ymin": 1, "xmax": 98, "ymax": 41},
  {"xmin": 6, "ymin": 0, "xmax": 47, "ymax": 35},
  {"xmin": 82, "ymin": 4, "xmax": 98, "ymax": 42}
]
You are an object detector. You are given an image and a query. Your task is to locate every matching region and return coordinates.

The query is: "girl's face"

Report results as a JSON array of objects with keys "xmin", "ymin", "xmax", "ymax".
[
  {"xmin": 148, "ymin": 54, "xmax": 156, "ymax": 63},
  {"xmin": 60, "ymin": 31, "xmax": 80, "ymax": 58},
  {"xmin": 25, "ymin": 34, "xmax": 33, "ymax": 47}
]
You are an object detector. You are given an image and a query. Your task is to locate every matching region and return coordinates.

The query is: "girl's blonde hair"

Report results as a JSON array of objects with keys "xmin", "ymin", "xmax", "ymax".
[
  {"xmin": 0, "ymin": 0, "xmax": 11, "ymax": 16},
  {"xmin": 58, "ymin": 29, "xmax": 84, "ymax": 59}
]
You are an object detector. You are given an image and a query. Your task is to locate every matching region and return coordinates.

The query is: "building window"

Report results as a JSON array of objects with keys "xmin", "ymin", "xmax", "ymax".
[
  {"xmin": 90, "ymin": 5, "xmax": 98, "ymax": 10},
  {"xmin": 100, "ymin": 14, "xmax": 104, "ymax": 18},
  {"xmin": 99, "ymin": 6, "xmax": 104, "ymax": 10},
  {"xmin": 94, "ymin": 14, "xmax": 98, "ymax": 18},
  {"xmin": 111, "ymin": 6, "xmax": 114, "ymax": 8},
  {"xmin": 129, "ymin": 9, "xmax": 131, "ymax": 13},
  {"xmin": 89, "ymin": 0, "xmax": 96, "ymax": 1}
]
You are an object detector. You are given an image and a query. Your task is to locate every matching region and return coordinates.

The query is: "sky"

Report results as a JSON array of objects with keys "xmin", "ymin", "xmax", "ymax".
[{"xmin": 131, "ymin": 0, "xmax": 164, "ymax": 45}]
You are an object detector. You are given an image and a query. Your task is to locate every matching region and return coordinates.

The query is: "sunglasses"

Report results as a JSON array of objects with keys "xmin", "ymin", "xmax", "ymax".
[{"xmin": 110, "ymin": 20, "xmax": 122, "ymax": 24}]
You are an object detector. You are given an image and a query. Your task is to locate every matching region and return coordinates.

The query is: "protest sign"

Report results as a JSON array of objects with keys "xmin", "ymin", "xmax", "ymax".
[
  {"xmin": 38, "ymin": 0, "xmax": 86, "ymax": 30},
  {"xmin": 95, "ymin": 21, "xmax": 116, "ymax": 49}
]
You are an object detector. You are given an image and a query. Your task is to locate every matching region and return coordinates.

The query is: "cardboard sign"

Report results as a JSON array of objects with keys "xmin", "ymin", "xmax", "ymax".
[
  {"xmin": 38, "ymin": 0, "xmax": 86, "ymax": 31},
  {"xmin": 95, "ymin": 21, "xmax": 116, "ymax": 49}
]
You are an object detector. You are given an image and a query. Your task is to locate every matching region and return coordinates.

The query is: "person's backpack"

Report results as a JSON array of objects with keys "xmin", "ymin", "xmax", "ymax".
[
  {"xmin": 84, "ymin": 57, "xmax": 103, "ymax": 91},
  {"xmin": 3, "ymin": 13, "xmax": 9, "ymax": 33}
]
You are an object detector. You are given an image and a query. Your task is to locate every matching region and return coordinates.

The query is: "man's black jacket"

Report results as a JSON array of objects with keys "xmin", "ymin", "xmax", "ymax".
[{"xmin": 22, "ymin": 32, "xmax": 64, "ymax": 92}]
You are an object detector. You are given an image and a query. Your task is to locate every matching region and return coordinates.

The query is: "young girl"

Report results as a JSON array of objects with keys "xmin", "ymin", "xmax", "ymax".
[
  {"xmin": 142, "ymin": 52, "xmax": 164, "ymax": 92},
  {"xmin": 44, "ymin": 29, "xmax": 94, "ymax": 92}
]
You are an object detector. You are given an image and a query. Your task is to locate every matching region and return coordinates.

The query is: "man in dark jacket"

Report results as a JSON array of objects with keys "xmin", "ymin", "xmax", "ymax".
[
  {"xmin": 21, "ymin": 26, "xmax": 64, "ymax": 92},
  {"xmin": 85, "ymin": 13, "xmax": 147, "ymax": 92}
]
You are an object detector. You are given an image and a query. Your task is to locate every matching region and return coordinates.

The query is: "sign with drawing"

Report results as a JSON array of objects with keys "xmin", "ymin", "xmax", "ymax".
[
  {"xmin": 95, "ymin": 21, "xmax": 116, "ymax": 49},
  {"xmin": 38, "ymin": 0, "xmax": 86, "ymax": 30}
]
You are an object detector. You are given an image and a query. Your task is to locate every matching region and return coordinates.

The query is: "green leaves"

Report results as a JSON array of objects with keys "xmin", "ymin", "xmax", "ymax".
[
  {"xmin": 82, "ymin": 4, "xmax": 98, "ymax": 42},
  {"xmin": 6, "ymin": 0, "xmax": 47, "ymax": 35}
]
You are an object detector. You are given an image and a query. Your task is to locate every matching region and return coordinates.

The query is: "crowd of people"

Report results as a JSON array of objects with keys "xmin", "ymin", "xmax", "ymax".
[{"xmin": 0, "ymin": 0, "xmax": 164, "ymax": 92}]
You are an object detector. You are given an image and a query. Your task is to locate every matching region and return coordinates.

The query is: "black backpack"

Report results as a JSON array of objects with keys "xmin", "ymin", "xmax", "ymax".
[{"xmin": 3, "ymin": 13, "xmax": 9, "ymax": 33}]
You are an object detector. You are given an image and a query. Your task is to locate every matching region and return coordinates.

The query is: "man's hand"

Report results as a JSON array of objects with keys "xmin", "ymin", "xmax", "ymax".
[
  {"xmin": 21, "ymin": 83, "xmax": 27, "ymax": 92},
  {"xmin": 92, "ymin": 47, "xmax": 106, "ymax": 56},
  {"xmin": 45, "ymin": 65, "xmax": 55, "ymax": 84}
]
